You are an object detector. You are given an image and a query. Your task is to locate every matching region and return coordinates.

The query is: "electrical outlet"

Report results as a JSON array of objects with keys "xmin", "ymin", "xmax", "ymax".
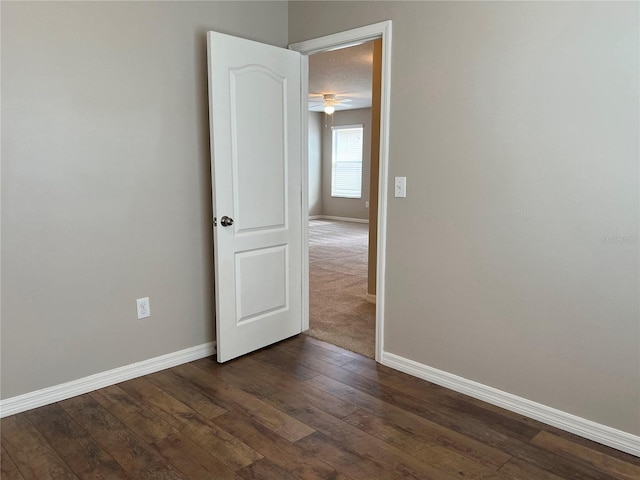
[{"xmin": 136, "ymin": 297, "xmax": 151, "ymax": 319}]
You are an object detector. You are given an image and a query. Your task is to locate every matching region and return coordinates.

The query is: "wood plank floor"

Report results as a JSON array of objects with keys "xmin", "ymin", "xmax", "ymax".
[{"xmin": 2, "ymin": 335, "xmax": 639, "ymax": 479}]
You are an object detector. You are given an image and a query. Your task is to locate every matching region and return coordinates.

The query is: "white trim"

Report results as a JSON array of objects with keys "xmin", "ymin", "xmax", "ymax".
[
  {"xmin": 366, "ymin": 294, "xmax": 377, "ymax": 304},
  {"xmin": 300, "ymin": 53, "xmax": 310, "ymax": 332},
  {"xmin": 289, "ymin": 21, "xmax": 391, "ymax": 55},
  {"xmin": 0, "ymin": 342, "xmax": 216, "ymax": 418},
  {"xmin": 381, "ymin": 351, "xmax": 640, "ymax": 457},
  {"xmin": 310, "ymin": 215, "xmax": 368, "ymax": 224},
  {"xmin": 291, "ymin": 21, "xmax": 392, "ymax": 363}
]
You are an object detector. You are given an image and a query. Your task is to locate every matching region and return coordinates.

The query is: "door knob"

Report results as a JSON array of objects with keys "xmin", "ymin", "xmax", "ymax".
[{"xmin": 220, "ymin": 216, "xmax": 234, "ymax": 227}]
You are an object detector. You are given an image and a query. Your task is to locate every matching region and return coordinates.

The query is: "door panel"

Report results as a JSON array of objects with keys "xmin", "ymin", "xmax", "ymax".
[
  {"xmin": 230, "ymin": 66, "xmax": 287, "ymax": 232},
  {"xmin": 235, "ymin": 245, "xmax": 288, "ymax": 323},
  {"xmin": 207, "ymin": 31, "xmax": 302, "ymax": 362}
]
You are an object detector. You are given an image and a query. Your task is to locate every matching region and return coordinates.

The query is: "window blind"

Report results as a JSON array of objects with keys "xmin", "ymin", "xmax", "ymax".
[{"xmin": 331, "ymin": 125, "xmax": 363, "ymax": 198}]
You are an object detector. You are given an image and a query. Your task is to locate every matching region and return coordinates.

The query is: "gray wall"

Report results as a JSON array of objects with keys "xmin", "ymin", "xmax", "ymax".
[
  {"xmin": 1, "ymin": 1, "xmax": 288, "ymax": 399},
  {"xmin": 308, "ymin": 112, "xmax": 323, "ymax": 216},
  {"xmin": 290, "ymin": 1, "xmax": 640, "ymax": 435},
  {"xmin": 320, "ymin": 108, "xmax": 372, "ymax": 220},
  {"xmin": 3, "ymin": 0, "xmax": 638, "ymax": 439}
]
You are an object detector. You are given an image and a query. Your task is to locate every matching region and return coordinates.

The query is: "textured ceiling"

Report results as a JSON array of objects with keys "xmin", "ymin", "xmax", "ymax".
[{"xmin": 308, "ymin": 41, "xmax": 374, "ymax": 112}]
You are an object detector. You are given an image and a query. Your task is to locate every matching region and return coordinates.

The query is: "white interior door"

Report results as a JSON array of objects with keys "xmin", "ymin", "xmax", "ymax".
[{"xmin": 207, "ymin": 31, "xmax": 303, "ymax": 363}]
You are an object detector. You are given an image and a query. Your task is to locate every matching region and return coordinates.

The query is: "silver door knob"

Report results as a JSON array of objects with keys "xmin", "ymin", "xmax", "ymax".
[{"xmin": 220, "ymin": 216, "xmax": 234, "ymax": 227}]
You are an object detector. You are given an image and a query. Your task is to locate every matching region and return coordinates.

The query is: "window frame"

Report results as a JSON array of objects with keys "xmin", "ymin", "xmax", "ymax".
[{"xmin": 330, "ymin": 124, "xmax": 364, "ymax": 199}]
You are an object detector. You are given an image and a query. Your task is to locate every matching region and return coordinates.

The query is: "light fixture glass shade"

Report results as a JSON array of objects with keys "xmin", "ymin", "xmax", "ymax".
[{"xmin": 324, "ymin": 105, "xmax": 335, "ymax": 115}]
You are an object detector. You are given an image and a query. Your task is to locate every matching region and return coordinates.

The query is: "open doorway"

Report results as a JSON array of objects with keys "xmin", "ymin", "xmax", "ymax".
[
  {"xmin": 304, "ymin": 40, "xmax": 381, "ymax": 358},
  {"xmin": 290, "ymin": 21, "xmax": 392, "ymax": 362}
]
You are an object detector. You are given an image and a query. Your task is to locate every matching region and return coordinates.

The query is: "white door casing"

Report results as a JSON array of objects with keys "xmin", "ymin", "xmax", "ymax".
[
  {"xmin": 289, "ymin": 21, "xmax": 392, "ymax": 362},
  {"xmin": 207, "ymin": 32, "xmax": 303, "ymax": 363}
]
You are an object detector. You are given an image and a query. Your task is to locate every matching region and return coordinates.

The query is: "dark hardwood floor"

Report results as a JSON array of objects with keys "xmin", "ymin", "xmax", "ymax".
[{"xmin": 2, "ymin": 335, "xmax": 639, "ymax": 479}]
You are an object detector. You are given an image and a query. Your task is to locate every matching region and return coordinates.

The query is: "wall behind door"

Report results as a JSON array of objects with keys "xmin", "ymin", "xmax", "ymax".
[
  {"xmin": 1, "ymin": 1, "xmax": 289, "ymax": 400},
  {"xmin": 308, "ymin": 112, "xmax": 323, "ymax": 216}
]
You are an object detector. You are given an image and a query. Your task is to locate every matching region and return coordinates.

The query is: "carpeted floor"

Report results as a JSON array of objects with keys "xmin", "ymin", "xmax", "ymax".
[{"xmin": 306, "ymin": 219, "xmax": 376, "ymax": 358}]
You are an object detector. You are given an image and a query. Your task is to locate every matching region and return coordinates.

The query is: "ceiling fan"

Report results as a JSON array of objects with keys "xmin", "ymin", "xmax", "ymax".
[{"xmin": 308, "ymin": 93, "xmax": 352, "ymax": 114}]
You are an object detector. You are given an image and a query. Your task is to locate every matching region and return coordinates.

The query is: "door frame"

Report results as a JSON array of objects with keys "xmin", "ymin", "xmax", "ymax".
[{"xmin": 289, "ymin": 21, "xmax": 392, "ymax": 362}]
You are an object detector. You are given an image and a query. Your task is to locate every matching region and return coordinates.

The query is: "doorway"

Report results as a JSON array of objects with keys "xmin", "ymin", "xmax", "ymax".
[
  {"xmin": 305, "ymin": 41, "xmax": 377, "ymax": 358},
  {"xmin": 290, "ymin": 21, "xmax": 392, "ymax": 362},
  {"xmin": 208, "ymin": 23, "xmax": 391, "ymax": 362}
]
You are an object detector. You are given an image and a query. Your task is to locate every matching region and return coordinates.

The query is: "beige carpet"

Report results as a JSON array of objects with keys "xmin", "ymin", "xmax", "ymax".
[{"xmin": 306, "ymin": 219, "xmax": 376, "ymax": 358}]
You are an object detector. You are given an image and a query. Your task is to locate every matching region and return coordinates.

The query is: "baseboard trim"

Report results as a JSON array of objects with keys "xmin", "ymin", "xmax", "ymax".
[
  {"xmin": 366, "ymin": 294, "xmax": 376, "ymax": 304},
  {"xmin": 0, "ymin": 342, "xmax": 217, "ymax": 418},
  {"xmin": 381, "ymin": 351, "xmax": 640, "ymax": 457},
  {"xmin": 309, "ymin": 215, "xmax": 369, "ymax": 224}
]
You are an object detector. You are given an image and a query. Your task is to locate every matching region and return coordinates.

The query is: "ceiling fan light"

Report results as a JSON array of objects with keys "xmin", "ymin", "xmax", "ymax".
[{"xmin": 324, "ymin": 105, "xmax": 335, "ymax": 115}]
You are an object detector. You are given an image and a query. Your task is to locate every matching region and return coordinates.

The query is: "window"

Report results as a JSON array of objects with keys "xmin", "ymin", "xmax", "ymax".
[{"xmin": 331, "ymin": 125, "xmax": 363, "ymax": 198}]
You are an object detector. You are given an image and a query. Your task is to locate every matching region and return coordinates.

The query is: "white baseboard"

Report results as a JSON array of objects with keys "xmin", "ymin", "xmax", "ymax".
[
  {"xmin": 309, "ymin": 215, "xmax": 368, "ymax": 224},
  {"xmin": 0, "ymin": 342, "xmax": 216, "ymax": 418},
  {"xmin": 381, "ymin": 351, "xmax": 640, "ymax": 457},
  {"xmin": 366, "ymin": 294, "xmax": 376, "ymax": 304}
]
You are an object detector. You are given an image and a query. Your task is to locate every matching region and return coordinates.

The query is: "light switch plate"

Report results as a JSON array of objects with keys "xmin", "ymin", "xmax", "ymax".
[{"xmin": 394, "ymin": 176, "xmax": 407, "ymax": 198}]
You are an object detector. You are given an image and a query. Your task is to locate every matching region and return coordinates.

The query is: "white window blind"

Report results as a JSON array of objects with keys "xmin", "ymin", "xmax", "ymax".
[{"xmin": 331, "ymin": 125, "xmax": 363, "ymax": 198}]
